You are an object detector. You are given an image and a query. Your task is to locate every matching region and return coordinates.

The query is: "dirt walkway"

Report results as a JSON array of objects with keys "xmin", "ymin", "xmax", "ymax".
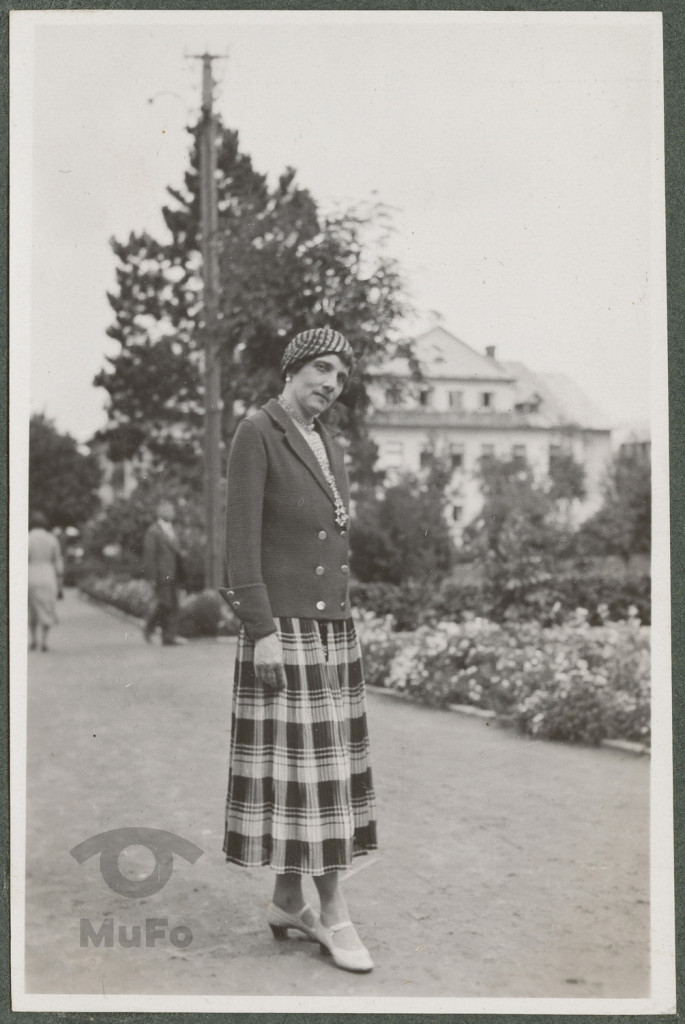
[{"xmin": 21, "ymin": 591, "xmax": 650, "ymax": 999}]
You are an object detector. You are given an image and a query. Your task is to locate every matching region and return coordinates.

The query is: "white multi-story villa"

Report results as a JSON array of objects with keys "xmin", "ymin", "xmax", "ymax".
[{"xmin": 367, "ymin": 326, "xmax": 613, "ymax": 536}]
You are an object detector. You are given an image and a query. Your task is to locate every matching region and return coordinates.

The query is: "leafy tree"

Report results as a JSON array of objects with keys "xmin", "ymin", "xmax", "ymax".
[
  {"xmin": 463, "ymin": 455, "xmax": 567, "ymax": 616},
  {"xmin": 29, "ymin": 414, "xmax": 102, "ymax": 528},
  {"xmin": 545, "ymin": 448, "xmax": 587, "ymax": 533},
  {"xmin": 82, "ymin": 470, "xmax": 206, "ymax": 591},
  {"xmin": 578, "ymin": 451, "xmax": 651, "ymax": 563},
  {"xmin": 350, "ymin": 454, "xmax": 455, "ymax": 584},
  {"xmin": 548, "ymin": 449, "xmax": 586, "ymax": 502},
  {"xmin": 94, "ymin": 123, "xmax": 413, "ymax": 491},
  {"xmin": 468, "ymin": 455, "xmax": 557, "ymax": 552}
]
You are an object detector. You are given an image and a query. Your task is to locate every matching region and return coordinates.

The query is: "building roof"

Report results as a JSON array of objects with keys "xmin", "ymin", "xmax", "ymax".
[
  {"xmin": 415, "ymin": 326, "xmax": 513, "ymax": 382},
  {"xmin": 612, "ymin": 420, "xmax": 651, "ymax": 447},
  {"xmin": 370, "ymin": 326, "xmax": 611, "ymax": 433},
  {"xmin": 501, "ymin": 361, "xmax": 611, "ymax": 430}
]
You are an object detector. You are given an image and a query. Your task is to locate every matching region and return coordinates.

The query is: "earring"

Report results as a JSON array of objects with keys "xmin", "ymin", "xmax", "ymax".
[{"xmin": 285, "ymin": 375, "xmax": 292, "ymax": 382}]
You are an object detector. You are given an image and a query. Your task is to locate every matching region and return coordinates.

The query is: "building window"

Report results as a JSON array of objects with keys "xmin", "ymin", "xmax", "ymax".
[
  {"xmin": 480, "ymin": 444, "xmax": 495, "ymax": 463},
  {"xmin": 384, "ymin": 388, "xmax": 402, "ymax": 407},
  {"xmin": 512, "ymin": 444, "xmax": 527, "ymax": 466},
  {"xmin": 419, "ymin": 389, "xmax": 432, "ymax": 407},
  {"xmin": 448, "ymin": 390, "xmax": 464, "ymax": 410},
  {"xmin": 449, "ymin": 443, "xmax": 465, "ymax": 470},
  {"xmin": 481, "ymin": 391, "xmax": 494, "ymax": 409},
  {"xmin": 549, "ymin": 443, "xmax": 562, "ymax": 472},
  {"xmin": 451, "ymin": 505, "xmax": 463, "ymax": 523},
  {"xmin": 420, "ymin": 448, "xmax": 434, "ymax": 469},
  {"xmin": 382, "ymin": 441, "xmax": 404, "ymax": 467}
]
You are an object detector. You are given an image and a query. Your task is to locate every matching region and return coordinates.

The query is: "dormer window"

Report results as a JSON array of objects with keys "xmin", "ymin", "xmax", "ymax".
[{"xmin": 448, "ymin": 390, "xmax": 464, "ymax": 410}]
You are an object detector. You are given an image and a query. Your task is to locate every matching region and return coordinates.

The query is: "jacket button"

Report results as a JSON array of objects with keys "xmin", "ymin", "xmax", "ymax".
[
  {"xmin": 233, "ymin": 601, "xmax": 241, "ymax": 608},
  {"xmin": 340, "ymin": 530, "xmax": 347, "ymax": 537},
  {"xmin": 340, "ymin": 601, "xmax": 346, "ymax": 609},
  {"xmin": 316, "ymin": 601, "xmax": 326, "ymax": 612},
  {"xmin": 318, "ymin": 530, "xmax": 327, "ymax": 540},
  {"xmin": 315, "ymin": 566, "xmax": 325, "ymax": 576},
  {"xmin": 227, "ymin": 590, "xmax": 234, "ymax": 598},
  {"xmin": 341, "ymin": 565, "xmax": 349, "ymax": 575}
]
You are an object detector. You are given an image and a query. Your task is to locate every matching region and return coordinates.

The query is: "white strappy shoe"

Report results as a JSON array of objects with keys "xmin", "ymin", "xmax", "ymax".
[
  {"xmin": 318, "ymin": 920, "xmax": 374, "ymax": 973},
  {"xmin": 267, "ymin": 902, "xmax": 325, "ymax": 944}
]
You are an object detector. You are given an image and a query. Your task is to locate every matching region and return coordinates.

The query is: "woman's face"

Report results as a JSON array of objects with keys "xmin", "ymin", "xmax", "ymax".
[{"xmin": 287, "ymin": 354, "xmax": 350, "ymax": 421}]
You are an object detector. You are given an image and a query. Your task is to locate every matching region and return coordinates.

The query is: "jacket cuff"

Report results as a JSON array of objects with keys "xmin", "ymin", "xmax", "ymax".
[{"xmin": 218, "ymin": 583, "xmax": 277, "ymax": 640}]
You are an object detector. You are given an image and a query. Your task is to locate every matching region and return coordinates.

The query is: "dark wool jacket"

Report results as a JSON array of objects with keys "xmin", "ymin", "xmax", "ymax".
[
  {"xmin": 223, "ymin": 398, "xmax": 352, "ymax": 639},
  {"xmin": 143, "ymin": 522, "xmax": 185, "ymax": 591}
]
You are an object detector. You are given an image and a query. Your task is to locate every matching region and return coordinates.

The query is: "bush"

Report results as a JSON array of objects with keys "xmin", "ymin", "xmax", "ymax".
[
  {"xmin": 79, "ymin": 573, "xmax": 154, "ymax": 618},
  {"xmin": 176, "ymin": 590, "xmax": 240, "ymax": 638},
  {"xmin": 62, "ymin": 553, "xmax": 100, "ymax": 588},
  {"xmin": 349, "ymin": 580, "xmax": 431, "ymax": 631},
  {"xmin": 353, "ymin": 611, "xmax": 404, "ymax": 688},
  {"xmin": 355, "ymin": 608, "xmax": 650, "ymax": 746},
  {"xmin": 350, "ymin": 456, "xmax": 456, "ymax": 585},
  {"xmin": 350, "ymin": 572, "xmax": 651, "ymax": 628},
  {"xmin": 78, "ymin": 574, "xmax": 240, "ymax": 637}
]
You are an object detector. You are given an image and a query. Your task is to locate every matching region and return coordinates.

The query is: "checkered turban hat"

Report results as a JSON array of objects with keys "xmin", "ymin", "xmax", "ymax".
[{"xmin": 281, "ymin": 328, "xmax": 355, "ymax": 377}]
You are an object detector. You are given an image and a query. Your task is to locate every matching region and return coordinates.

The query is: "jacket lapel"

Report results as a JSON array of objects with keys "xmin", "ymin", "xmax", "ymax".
[{"xmin": 263, "ymin": 398, "xmax": 346, "ymax": 508}]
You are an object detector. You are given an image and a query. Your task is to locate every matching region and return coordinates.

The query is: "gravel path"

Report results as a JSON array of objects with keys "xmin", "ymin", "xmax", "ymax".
[{"xmin": 22, "ymin": 590, "xmax": 650, "ymax": 999}]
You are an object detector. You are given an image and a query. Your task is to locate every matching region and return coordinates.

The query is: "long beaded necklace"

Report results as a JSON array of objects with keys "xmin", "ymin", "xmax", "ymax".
[{"xmin": 278, "ymin": 395, "xmax": 349, "ymax": 527}]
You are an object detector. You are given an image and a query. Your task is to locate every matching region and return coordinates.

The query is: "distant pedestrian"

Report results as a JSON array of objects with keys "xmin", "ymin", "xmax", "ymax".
[
  {"xmin": 28, "ymin": 510, "xmax": 63, "ymax": 652},
  {"xmin": 143, "ymin": 499, "xmax": 186, "ymax": 646},
  {"xmin": 222, "ymin": 328, "xmax": 377, "ymax": 974}
]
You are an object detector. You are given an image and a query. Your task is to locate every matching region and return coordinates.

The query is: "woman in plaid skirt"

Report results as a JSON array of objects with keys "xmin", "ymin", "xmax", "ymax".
[{"xmin": 222, "ymin": 328, "xmax": 378, "ymax": 973}]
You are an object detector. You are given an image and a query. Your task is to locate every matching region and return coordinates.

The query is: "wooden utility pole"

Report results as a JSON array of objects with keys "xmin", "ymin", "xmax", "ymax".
[{"xmin": 194, "ymin": 54, "xmax": 225, "ymax": 589}]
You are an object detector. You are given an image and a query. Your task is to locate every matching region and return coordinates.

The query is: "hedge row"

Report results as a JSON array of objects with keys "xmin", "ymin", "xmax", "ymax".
[
  {"xmin": 350, "ymin": 572, "xmax": 651, "ymax": 631},
  {"xmin": 355, "ymin": 609, "xmax": 650, "ymax": 746},
  {"xmin": 78, "ymin": 574, "xmax": 240, "ymax": 638}
]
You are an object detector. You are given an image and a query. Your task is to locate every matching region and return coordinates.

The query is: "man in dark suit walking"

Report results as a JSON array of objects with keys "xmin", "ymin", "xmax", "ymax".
[{"xmin": 143, "ymin": 499, "xmax": 186, "ymax": 646}]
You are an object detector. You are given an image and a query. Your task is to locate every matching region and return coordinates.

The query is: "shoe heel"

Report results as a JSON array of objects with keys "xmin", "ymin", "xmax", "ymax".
[{"xmin": 270, "ymin": 924, "xmax": 288, "ymax": 940}]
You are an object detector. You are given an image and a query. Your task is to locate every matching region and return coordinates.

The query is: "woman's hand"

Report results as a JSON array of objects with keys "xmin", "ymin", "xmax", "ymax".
[{"xmin": 253, "ymin": 633, "xmax": 287, "ymax": 692}]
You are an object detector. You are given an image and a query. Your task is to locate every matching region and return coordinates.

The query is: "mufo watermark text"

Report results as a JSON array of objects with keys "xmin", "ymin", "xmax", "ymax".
[
  {"xmin": 80, "ymin": 916, "xmax": 193, "ymax": 948},
  {"xmin": 70, "ymin": 827, "xmax": 203, "ymax": 949}
]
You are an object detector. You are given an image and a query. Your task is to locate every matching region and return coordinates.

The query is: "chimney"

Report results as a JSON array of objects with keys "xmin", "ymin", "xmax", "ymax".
[{"xmin": 485, "ymin": 345, "xmax": 496, "ymax": 360}]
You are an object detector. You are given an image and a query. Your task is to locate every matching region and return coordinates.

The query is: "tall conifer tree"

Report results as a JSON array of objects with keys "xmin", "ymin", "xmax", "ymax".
[{"xmin": 95, "ymin": 122, "xmax": 413, "ymax": 492}]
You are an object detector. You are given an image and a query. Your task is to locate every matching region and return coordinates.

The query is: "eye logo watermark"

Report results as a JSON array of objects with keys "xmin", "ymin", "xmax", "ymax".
[
  {"xmin": 70, "ymin": 827, "xmax": 204, "ymax": 949},
  {"xmin": 70, "ymin": 827, "xmax": 203, "ymax": 898}
]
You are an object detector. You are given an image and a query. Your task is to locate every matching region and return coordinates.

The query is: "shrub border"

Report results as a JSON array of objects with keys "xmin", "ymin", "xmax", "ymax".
[
  {"xmin": 76, "ymin": 588, "xmax": 234, "ymax": 642},
  {"xmin": 365, "ymin": 684, "xmax": 650, "ymax": 757}
]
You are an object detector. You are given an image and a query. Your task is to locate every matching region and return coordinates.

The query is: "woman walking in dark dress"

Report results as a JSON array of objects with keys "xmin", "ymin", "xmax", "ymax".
[{"xmin": 222, "ymin": 328, "xmax": 377, "ymax": 973}]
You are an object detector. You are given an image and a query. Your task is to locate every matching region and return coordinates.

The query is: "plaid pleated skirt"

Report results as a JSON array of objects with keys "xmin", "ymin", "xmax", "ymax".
[{"xmin": 223, "ymin": 616, "xmax": 378, "ymax": 875}]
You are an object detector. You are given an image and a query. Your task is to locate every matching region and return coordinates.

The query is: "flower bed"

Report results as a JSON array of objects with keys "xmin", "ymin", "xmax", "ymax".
[
  {"xmin": 350, "ymin": 572, "xmax": 651, "ymax": 630},
  {"xmin": 355, "ymin": 607, "xmax": 650, "ymax": 746},
  {"xmin": 78, "ymin": 574, "xmax": 240, "ymax": 638}
]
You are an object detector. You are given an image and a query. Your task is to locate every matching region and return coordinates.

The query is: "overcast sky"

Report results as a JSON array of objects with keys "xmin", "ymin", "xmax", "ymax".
[{"xmin": 13, "ymin": 10, "xmax": 665, "ymax": 441}]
